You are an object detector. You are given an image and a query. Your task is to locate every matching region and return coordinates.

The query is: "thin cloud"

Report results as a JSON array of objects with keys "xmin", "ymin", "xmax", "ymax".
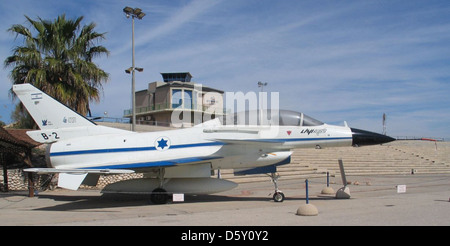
[
  {"xmin": 112, "ymin": 0, "xmax": 222, "ymax": 56},
  {"xmin": 0, "ymin": 1, "xmax": 449, "ymax": 138}
]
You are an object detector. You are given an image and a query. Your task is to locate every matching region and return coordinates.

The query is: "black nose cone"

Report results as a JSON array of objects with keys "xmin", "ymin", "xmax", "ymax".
[{"xmin": 351, "ymin": 128, "xmax": 395, "ymax": 147}]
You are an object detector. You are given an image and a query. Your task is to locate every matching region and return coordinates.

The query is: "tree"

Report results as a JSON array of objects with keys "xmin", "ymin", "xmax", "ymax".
[
  {"xmin": 11, "ymin": 104, "xmax": 35, "ymax": 129},
  {"xmin": 4, "ymin": 14, "xmax": 109, "ymax": 116}
]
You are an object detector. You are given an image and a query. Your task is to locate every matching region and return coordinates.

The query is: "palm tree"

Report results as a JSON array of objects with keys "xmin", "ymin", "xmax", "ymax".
[{"xmin": 4, "ymin": 14, "xmax": 109, "ymax": 116}]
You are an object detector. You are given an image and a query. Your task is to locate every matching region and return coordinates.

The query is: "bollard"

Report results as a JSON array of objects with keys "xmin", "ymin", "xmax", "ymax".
[
  {"xmin": 321, "ymin": 172, "xmax": 335, "ymax": 195},
  {"xmin": 327, "ymin": 172, "xmax": 330, "ymax": 187},
  {"xmin": 305, "ymin": 179, "xmax": 309, "ymax": 204},
  {"xmin": 296, "ymin": 179, "xmax": 318, "ymax": 216}
]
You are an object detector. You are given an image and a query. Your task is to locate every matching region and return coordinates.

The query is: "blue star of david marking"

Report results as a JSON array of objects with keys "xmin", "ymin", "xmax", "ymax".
[{"xmin": 157, "ymin": 138, "xmax": 169, "ymax": 149}]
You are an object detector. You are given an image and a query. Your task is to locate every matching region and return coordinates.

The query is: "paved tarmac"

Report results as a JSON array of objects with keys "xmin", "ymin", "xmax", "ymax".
[{"xmin": 0, "ymin": 174, "xmax": 449, "ymax": 226}]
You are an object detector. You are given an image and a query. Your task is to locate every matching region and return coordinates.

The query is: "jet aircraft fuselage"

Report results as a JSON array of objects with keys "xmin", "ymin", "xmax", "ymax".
[{"xmin": 47, "ymin": 120, "xmax": 354, "ymax": 171}]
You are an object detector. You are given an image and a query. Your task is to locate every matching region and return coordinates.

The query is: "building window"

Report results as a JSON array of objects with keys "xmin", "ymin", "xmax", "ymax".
[
  {"xmin": 172, "ymin": 89, "xmax": 182, "ymax": 108},
  {"xmin": 184, "ymin": 90, "xmax": 193, "ymax": 109}
]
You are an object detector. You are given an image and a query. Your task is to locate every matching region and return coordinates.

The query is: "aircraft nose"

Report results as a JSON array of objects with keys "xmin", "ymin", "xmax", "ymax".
[{"xmin": 351, "ymin": 128, "xmax": 396, "ymax": 147}]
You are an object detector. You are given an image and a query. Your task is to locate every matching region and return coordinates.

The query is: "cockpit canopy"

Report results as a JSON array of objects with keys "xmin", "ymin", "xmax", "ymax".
[{"xmin": 223, "ymin": 109, "xmax": 324, "ymax": 126}]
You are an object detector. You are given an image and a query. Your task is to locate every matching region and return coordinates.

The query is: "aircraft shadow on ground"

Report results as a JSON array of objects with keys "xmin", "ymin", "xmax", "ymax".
[{"xmin": 31, "ymin": 192, "xmax": 337, "ymax": 212}]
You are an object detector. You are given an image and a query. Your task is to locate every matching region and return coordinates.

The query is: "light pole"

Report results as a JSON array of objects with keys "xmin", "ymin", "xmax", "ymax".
[
  {"xmin": 123, "ymin": 6, "xmax": 145, "ymax": 131},
  {"xmin": 257, "ymin": 81, "xmax": 268, "ymax": 125}
]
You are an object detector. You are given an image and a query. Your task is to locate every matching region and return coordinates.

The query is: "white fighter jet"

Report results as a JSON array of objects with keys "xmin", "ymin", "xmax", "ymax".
[{"xmin": 13, "ymin": 83, "xmax": 395, "ymax": 203}]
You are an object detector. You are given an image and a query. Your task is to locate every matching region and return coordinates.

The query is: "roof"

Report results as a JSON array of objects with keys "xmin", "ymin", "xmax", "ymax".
[
  {"xmin": 0, "ymin": 127, "xmax": 40, "ymax": 153},
  {"xmin": 157, "ymin": 81, "xmax": 224, "ymax": 94},
  {"xmin": 160, "ymin": 72, "xmax": 193, "ymax": 82}
]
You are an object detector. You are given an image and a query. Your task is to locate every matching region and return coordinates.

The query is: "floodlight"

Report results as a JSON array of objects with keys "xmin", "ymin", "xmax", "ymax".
[
  {"xmin": 133, "ymin": 8, "xmax": 142, "ymax": 15},
  {"xmin": 258, "ymin": 81, "xmax": 268, "ymax": 87},
  {"xmin": 123, "ymin": 6, "xmax": 146, "ymax": 20},
  {"xmin": 137, "ymin": 12, "xmax": 146, "ymax": 19},
  {"xmin": 123, "ymin": 6, "xmax": 133, "ymax": 17}
]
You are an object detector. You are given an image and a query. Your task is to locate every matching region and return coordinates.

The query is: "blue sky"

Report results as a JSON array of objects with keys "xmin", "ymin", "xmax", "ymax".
[{"xmin": 1, "ymin": 0, "xmax": 449, "ymax": 139}]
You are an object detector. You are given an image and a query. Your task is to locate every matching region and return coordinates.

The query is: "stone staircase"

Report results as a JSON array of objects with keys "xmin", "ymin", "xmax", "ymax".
[{"xmin": 220, "ymin": 140, "xmax": 450, "ymax": 183}]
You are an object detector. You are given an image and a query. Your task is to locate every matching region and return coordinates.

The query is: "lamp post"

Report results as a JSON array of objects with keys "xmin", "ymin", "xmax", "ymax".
[
  {"xmin": 123, "ymin": 6, "xmax": 145, "ymax": 131},
  {"xmin": 257, "ymin": 81, "xmax": 268, "ymax": 125}
]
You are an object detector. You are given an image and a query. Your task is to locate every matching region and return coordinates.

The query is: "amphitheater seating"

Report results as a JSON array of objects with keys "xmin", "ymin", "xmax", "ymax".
[{"xmin": 221, "ymin": 140, "xmax": 450, "ymax": 183}]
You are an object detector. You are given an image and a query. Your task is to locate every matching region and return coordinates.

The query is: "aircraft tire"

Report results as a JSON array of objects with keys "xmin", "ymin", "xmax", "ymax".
[
  {"xmin": 150, "ymin": 188, "xmax": 170, "ymax": 204},
  {"xmin": 273, "ymin": 192, "xmax": 285, "ymax": 202}
]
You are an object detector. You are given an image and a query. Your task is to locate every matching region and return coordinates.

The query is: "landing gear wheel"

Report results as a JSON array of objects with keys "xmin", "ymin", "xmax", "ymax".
[
  {"xmin": 273, "ymin": 191, "xmax": 285, "ymax": 202},
  {"xmin": 268, "ymin": 173, "xmax": 285, "ymax": 202},
  {"xmin": 150, "ymin": 188, "xmax": 170, "ymax": 204}
]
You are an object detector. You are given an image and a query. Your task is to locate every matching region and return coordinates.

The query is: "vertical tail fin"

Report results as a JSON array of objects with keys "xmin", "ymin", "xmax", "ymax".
[
  {"xmin": 12, "ymin": 83, "xmax": 130, "ymax": 143},
  {"xmin": 12, "ymin": 83, "xmax": 95, "ymax": 129}
]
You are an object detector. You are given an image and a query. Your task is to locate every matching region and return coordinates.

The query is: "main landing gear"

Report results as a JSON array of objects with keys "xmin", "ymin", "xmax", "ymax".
[
  {"xmin": 150, "ymin": 168, "xmax": 171, "ymax": 204},
  {"xmin": 150, "ymin": 187, "xmax": 170, "ymax": 204},
  {"xmin": 269, "ymin": 173, "xmax": 285, "ymax": 202}
]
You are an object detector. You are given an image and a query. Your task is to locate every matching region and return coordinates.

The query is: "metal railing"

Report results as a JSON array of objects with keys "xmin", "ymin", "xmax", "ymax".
[
  {"xmin": 90, "ymin": 116, "xmax": 172, "ymax": 127},
  {"xmin": 395, "ymin": 136, "xmax": 446, "ymax": 142},
  {"xmin": 124, "ymin": 103, "xmax": 226, "ymax": 116}
]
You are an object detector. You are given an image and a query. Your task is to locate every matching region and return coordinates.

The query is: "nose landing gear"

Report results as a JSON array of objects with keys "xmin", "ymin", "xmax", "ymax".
[{"xmin": 269, "ymin": 173, "xmax": 285, "ymax": 202}]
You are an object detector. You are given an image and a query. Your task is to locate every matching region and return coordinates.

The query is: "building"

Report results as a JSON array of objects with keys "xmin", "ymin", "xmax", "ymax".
[{"xmin": 124, "ymin": 72, "xmax": 224, "ymax": 127}]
